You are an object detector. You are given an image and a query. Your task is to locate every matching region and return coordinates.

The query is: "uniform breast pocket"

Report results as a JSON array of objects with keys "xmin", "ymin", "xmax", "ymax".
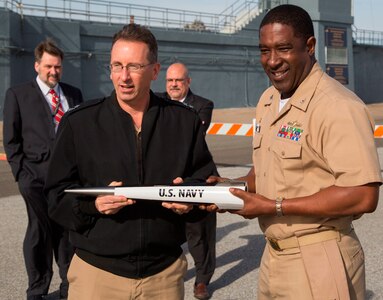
[{"xmin": 271, "ymin": 139, "xmax": 304, "ymax": 187}]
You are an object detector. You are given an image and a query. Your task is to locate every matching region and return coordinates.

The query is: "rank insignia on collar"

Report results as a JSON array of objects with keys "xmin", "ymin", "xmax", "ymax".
[{"xmin": 277, "ymin": 124, "xmax": 303, "ymax": 141}]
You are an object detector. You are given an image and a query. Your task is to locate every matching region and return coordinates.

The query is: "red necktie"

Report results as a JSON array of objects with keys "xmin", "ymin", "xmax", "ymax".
[{"xmin": 49, "ymin": 89, "xmax": 65, "ymax": 126}]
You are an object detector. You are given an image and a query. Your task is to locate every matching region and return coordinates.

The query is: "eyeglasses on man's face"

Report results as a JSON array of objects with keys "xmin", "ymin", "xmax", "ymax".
[
  {"xmin": 166, "ymin": 78, "xmax": 187, "ymax": 84},
  {"xmin": 109, "ymin": 62, "xmax": 154, "ymax": 73}
]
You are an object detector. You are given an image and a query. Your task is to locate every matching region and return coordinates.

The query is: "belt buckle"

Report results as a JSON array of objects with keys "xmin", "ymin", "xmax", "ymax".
[{"xmin": 268, "ymin": 238, "xmax": 282, "ymax": 251}]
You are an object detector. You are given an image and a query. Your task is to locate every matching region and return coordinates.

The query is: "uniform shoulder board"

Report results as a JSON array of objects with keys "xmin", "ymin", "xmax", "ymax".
[
  {"xmin": 66, "ymin": 104, "xmax": 81, "ymax": 113},
  {"xmin": 166, "ymin": 98, "xmax": 195, "ymax": 111},
  {"xmin": 66, "ymin": 97, "xmax": 105, "ymax": 115},
  {"xmin": 154, "ymin": 94, "xmax": 197, "ymax": 114},
  {"xmin": 180, "ymin": 101, "xmax": 197, "ymax": 114},
  {"xmin": 183, "ymin": 102, "xmax": 195, "ymax": 109}
]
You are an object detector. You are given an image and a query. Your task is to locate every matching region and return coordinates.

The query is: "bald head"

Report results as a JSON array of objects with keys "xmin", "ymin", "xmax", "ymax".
[{"xmin": 166, "ymin": 63, "xmax": 191, "ymax": 100}]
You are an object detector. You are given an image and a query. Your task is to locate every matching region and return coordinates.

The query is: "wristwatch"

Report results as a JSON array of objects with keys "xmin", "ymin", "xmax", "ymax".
[{"xmin": 276, "ymin": 197, "xmax": 284, "ymax": 217}]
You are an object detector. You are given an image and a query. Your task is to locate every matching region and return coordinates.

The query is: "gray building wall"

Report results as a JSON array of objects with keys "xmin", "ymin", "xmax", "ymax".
[
  {"xmin": 0, "ymin": 8, "xmax": 265, "ymax": 117},
  {"xmin": 154, "ymin": 29, "xmax": 264, "ymax": 107},
  {"xmin": 353, "ymin": 44, "xmax": 383, "ymax": 103},
  {"xmin": 1, "ymin": 0, "xmax": 382, "ymax": 119}
]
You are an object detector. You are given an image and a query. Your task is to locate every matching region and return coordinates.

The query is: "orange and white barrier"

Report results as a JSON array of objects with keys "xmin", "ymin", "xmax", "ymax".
[
  {"xmin": 207, "ymin": 123, "xmax": 253, "ymax": 137},
  {"xmin": 1, "ymin": 124, "xmax": 382, "ymax": 161},
  {"xmin": 207, "ymin": 123, "xmax": 383, "ymax": 138},
  {"xmin": 374, "ymin": 125, "xmax": 383, "ymax": 138}
]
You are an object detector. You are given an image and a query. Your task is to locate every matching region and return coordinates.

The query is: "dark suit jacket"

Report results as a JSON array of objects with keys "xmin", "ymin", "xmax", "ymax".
[
  {"xmin": 156, "ymin": 89, "xmax": 214, "ymax": 133},
  {"xmin": 3, "ymin": 80, "xmax": 83, "ymax": 184}
]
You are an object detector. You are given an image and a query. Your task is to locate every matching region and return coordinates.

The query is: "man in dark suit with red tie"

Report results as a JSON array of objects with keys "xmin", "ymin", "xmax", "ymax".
[
  {"xmin": 157, "ymin": 62, "xmax": 215, "ymax": 300},
  {"xmin": 3, "ymin": 38, "xmax": 83, "ymax": 300}
]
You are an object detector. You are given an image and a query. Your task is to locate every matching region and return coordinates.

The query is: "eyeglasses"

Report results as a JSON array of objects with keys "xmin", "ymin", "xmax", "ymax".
[
  {"xmin": 109, "ymin": 63, "xmax": 154, "ymax": 73},
  {"xmin": 166, "ymin": 78, "xmax": 187, "ymax": 83}
]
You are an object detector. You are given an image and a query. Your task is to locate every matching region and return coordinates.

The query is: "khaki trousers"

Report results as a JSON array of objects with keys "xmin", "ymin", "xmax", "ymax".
[
  {"xmin": 67, "ymin": 254, "xmax": 187, "ymax": 300},
  {"xmin": 258, "ymin": 229, "xmax": 365, "ymax": 300}
]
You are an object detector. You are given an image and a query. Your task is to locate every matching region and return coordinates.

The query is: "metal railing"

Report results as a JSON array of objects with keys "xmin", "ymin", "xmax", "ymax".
[
  {"xmin": 0, "ymin": 0, "xmax": 261, "ymax": 34},
  {"xmin": 218, "ymin": 0, "xmax": 263, "ymax": 33},
  {"xmin": 2, "ymin": 0, "xmax": 383, "ymax": 44},
  {"xmin": 352, "ymin": 26, "xmax": 383, "ymax": 46}
]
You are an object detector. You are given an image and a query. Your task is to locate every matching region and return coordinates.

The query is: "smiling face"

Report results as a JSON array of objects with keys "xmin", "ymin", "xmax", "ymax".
[
  {"xmin": 259, "ymin": 23, "xmax": 316, "ymax": 99},
  {"xmin": 34, "ymin": 52, "xmax": 62, "ymax": 88},
  {"xmin": 109, "ymin": 40, "xmax": 160, "ymax": 108}
]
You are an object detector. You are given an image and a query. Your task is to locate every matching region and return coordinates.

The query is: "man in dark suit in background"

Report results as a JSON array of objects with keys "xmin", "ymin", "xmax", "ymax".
[
  {"xmin": 3, "ymin": 38, "xmax": 83, "ymax": 300},
  {"xmin": 157, "ymin": 62, "xmax": 216, "ymax": 300},
  {"xmin": 158, "ymin": 62, "xmax": 214, "ymax": 133}
]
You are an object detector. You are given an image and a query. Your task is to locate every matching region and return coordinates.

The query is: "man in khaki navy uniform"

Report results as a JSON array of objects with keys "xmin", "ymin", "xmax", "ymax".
[{"xmin": 205, "ymin": 4, "xmax": 382, "ymax": 300}]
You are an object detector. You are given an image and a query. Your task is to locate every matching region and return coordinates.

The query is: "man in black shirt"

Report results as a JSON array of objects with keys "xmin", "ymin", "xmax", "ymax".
[{"xmin": 44, "ymin": 24, "xmax": 216, "ymax": 299}]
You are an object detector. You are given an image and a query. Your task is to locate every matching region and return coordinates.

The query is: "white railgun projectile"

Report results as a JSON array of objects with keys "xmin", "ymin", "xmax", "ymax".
[{"xmin": 65, "ymin": 181, "xmax": 246, "ymax": 210}]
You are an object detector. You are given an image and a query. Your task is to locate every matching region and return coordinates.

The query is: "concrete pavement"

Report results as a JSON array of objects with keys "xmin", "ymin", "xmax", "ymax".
[
  {"xmin": 1, "ymin": 106, "xmax": 383, "ymax": 299},
  {"xmin": 1, "ymin": 163, "xmax": 383, "ymax": 299}
]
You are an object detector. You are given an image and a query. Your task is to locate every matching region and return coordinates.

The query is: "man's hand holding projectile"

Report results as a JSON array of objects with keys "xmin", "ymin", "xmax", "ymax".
[
  {"xmin": 95, "ymin": 181, "xmax": 135, "ymax": 215},
  {"xmin": 197, "ymin": 175, "xmax": 230, "ymax": 212},
  {"xmin": 161, "ymin": 177, "xmax": 194, "ymax": 214}
]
